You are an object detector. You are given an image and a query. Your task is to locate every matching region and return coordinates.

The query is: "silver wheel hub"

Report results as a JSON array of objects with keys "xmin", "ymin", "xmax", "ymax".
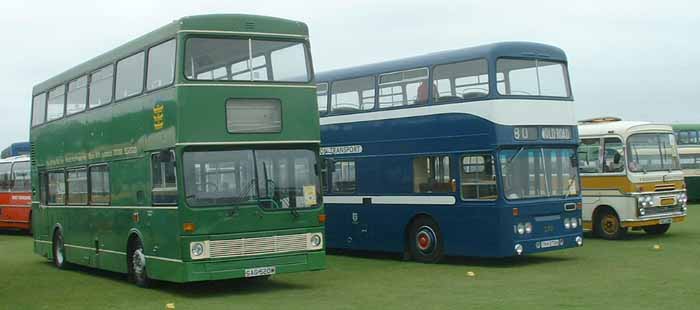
[{"xmin": 133, "ymin": 248, "xmax": 146, "ymax": 275}]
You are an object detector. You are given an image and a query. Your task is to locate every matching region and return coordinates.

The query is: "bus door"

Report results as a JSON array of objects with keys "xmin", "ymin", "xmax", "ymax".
[{"xmin": 33, "ymin": 168, "xmax": 49, "ymax": 239}]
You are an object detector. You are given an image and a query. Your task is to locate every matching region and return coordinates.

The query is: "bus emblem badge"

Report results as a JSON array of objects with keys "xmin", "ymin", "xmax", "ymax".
[
  {"xmin": 153, "ymin": 104, "xmax": 165, "ymax": 130},
  {"xmin": 352, "ymin": 212, "xmax": 359, "ymax": 223}
]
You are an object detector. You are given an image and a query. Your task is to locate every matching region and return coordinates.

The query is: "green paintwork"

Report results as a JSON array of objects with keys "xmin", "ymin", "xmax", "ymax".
[
  {"xmin": 30, "ymin": 14, "xmax": 324, "ymax": 283},
  {"xmin": 671, "ymin": 124, "xmax": 700, "ymax": 132}
]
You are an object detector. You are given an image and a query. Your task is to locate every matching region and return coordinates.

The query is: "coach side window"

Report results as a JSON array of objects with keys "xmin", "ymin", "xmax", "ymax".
[
  {"xmin": 578, "ymin": 138, "xmax": 602, "ymax": 173},
  {"xmin": 89, "ymin": 165, "xmax": 110, "ymax": 204},
  {"xmin": 47, "ymin": 171, "xmax": 66, "ymax": 205},
  {"xmin": 461, "ymin": 155, "xmax": 497, "ymax": 200},
  {"xmin": 66, "ymin": 76, "xmax": 88, "ymax": 115},
  {"xmin": 66, "ymin": 168, "xmax": 88, "ymax": 204},
  {"xmin": 414, "ymin": 156, "xmax": 453, "ymax": 193},
  {"xmin": 317, "ymin": 83, "xmax": 328, "ymax": 114},
  {"xmin": 602, "ymin": 138, "xmax": 625, "ymax": 173},
  {"xmin": 116, "ymin": 52, "xmax": 145, "ymax": 100},
  {"xmin": 378, "ymin": 68, "xmax": 428, "ymax": 108},
  {"xmin": 152, "ymin": 151, "xmax": 177, "ymax": 205},
  {"xmin": 331, "ymin": 161, "xmax": 356, "ymax": 193},
  {"xmin": 11, "ymin": 161, "xmax": 31, "ymax": 192},
  {"xmin": 433, "ymin": 59, "xmax": 488, "ymax": 102},
  {"xmin": 89, "ymin": 65, "xmax": 114, "ymax": 108},
  {"xmin": 0, "ymin": 163, "xmax": 11, "ymax": 192},
  {"xmin": 46, "ymin": 85, "xmax": 65, "ymax": 122},
  {"xmin": 147, "ymin": 39, "xmax": 176, "ymax": 91},
  {"xmin": 331, "ymin": 76, "xmax": 375, "ymax": 112},
  {"xmin": 31, "ymin": 93, "xmax": 47, "ymax": 126}
]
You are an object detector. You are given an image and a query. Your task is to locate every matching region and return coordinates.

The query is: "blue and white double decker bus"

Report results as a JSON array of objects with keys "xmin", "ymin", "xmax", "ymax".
[{"xmin": 316, "ymin": 42, "xmax": 583, "ymax": 262}]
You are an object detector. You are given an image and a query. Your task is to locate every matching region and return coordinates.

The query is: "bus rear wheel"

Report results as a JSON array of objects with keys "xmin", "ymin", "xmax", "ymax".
[
  {"xmin": 408, "ymin": 217, "xmax": 444, "ymax": 263},
  {"xmin": 595, "ymin": 210, "xmax": 627, "ymax": 240},
  {"xmin": 52, "ymin": 229, "xmax": 69, "ymax": 269},
  {"xmin": 643, "ymin": 224, "xmax": 671, "ymax": 235},
  {"xmin": 128, "ymin": 238, "xmax": 150, "ymax": 288}
]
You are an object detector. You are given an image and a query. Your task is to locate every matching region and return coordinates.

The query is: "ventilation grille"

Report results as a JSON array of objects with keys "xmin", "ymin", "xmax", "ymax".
[
  {"xmin": 30, "ymin": 142, "xmax": 36, "ymax": 167},
  {"xmin": 655, "ymin": 184, "xmax": 676, "ymax": 192},
  {"xmin": 209, "ymin": 233, "xmax": 308, "ymax": 259},
  {"xmin": 243, "ymin": 21, "xmax": 256, "ymax": 31}
]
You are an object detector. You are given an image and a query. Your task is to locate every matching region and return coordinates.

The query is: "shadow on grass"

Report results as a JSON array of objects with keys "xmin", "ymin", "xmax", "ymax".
[
  {"xmin": 42, "ymin": 261, "xmax": 313, "ymax": 298},
  {"xmin": 0, "ymin": 229, "xmax": 32, "ymax": 236},
  {"xmin": 584, "ymin": 229, "xmax": 689, "ymax": 242},
  {"xmin": 327, "ymin": 248, "xmax": 577, "ymax": 268}
]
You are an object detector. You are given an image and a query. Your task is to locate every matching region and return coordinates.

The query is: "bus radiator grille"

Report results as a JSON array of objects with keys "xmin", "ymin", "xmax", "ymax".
[{"xmin": 208, "ymin": 233, "xmax": 308, "ymax": 259}]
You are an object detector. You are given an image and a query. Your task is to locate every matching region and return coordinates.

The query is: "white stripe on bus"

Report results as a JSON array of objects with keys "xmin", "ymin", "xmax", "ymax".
[
  {"xmin": 324, "ymin": 196, "xmax": 456, "ymax": 205},
  {"xmin": 176, "ymin": 140, "xmax": 320, "ymax": 146},
  {"xmin": 320, "ymin": 99, "xmax": 575, "ymax": 127},
  {"xmin": 176, "ymin": 29, "xmax": 308, "ymax": 39}
]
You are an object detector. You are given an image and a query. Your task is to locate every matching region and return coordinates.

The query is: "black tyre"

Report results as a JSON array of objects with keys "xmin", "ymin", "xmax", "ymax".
[
  {"xmin": 643, "ymin": 224, "xmax": 671, "ymax": 235},
  {"xmin": 408, "ymin": 217, "xmax": 444, "ymax": 263},
  {"xmin": 594, "ymin": 209, "xmax": 627, "ymax": 240},
  {"xmin": 52, "ymin": 229, "xmax": 69, "ymax": 269},
  {"xmin": 128, "ymin": 238, "xmax": 150, "ymax": 288}
]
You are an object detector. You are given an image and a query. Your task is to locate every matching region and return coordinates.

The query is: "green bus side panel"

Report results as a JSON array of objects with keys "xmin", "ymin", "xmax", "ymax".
[{"xmin": 685, "ymin": 176, "xmax": 700, "ymax": 201}]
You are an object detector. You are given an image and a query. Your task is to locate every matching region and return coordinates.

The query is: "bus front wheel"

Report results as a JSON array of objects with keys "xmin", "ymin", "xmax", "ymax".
[
  {"xmin": 408, "ymin": 217, "xmax": 444, "ymax": 263},
  {"xmin": 643, "ymin": 224, "xmax": 671, "ymax": 235},
  {"xmin": 595, "ymin": 209, "xmax": 627, "ymax": 240},
  {"xmin": 128, "ymin": 238, "xmax": 150, "ymax": 288}
]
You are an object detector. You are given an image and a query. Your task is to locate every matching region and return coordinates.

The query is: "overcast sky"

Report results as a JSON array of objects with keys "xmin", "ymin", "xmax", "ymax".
[{"xmin": 0, "ymin": 0, "xmax": 697, "ymax": 148}]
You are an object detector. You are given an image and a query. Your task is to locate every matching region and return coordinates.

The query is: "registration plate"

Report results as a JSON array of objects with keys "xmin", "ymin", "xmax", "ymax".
[
  {"xmin": 244, "ymin": 266, "xmax": 276, "ymax": 278},
  {"xmin": 659, "ymin": 218, "xmax": 673, "ymax": 225},
  {"xmin": 660, "ymin": 198, "xmax": 675, "ymax": 206},
  {"xmin": 540, "ymin": 239, "xmax": 561, "ymax": 249}
]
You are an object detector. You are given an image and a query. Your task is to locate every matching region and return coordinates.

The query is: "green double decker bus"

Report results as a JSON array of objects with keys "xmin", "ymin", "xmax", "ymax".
[
  {"xmin": 30, "ymin": 14, "xmax": 325, "ymax": 286},
  {"xmin": 673, "ymin": 124, "xmax": 700, "ymax": 201}
]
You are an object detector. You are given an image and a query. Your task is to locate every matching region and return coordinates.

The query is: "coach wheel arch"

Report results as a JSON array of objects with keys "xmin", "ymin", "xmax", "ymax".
[
  {"xmin": 126, "ymin": 232, "xmax": 150, "ymax": 287},
  {"xmin": 592, "ymin": 205, "xmax": 627, "ymax": 240}
]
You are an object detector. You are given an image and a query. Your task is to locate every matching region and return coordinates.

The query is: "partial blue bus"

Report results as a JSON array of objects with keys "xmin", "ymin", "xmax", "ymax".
[
  {"xmin": 316, "ymin": 42, "xmax": 583, "ymax": 262},
  {"xmin": 1, "ymin": 142, "xmax": 30, "ymax": 159}
]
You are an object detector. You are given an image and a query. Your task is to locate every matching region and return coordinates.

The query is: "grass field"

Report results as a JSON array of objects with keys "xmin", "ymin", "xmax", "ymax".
[{"xmin": 1, "ymin": 208, "xmax": 699, "ymax": 310}]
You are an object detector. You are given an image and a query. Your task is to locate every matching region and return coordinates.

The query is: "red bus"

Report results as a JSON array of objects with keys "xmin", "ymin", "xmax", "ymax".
[{"xmin": 0, "ymin": 155, "xmax": 32, "ymax": 232}]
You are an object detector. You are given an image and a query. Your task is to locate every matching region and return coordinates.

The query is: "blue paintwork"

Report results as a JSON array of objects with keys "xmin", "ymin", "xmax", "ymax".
[
  {"xmin": 317, "ymin": 42, "xmax": 582, "ymax": 258},
  {"xmin": 1, "ymin": 142, "xmax": 30, "ymax": 159}
]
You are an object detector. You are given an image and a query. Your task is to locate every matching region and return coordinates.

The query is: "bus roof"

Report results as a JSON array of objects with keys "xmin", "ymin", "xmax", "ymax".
[
  {"xmin": 671, "ymin": 123, "xmax": 700, "ymax": 131},
  {"xmin": 315, "ymin": 41, "xmax": 567, "ymax": 83},
  {"xmin": 578, "ymin": 121, "xmax": 673, "ymax": 137},
  {"xmin": 32, "ymin": 14, "xmax": 309, "ymax": 95},
  {"xmin": 1, "ymin": 142, "xmax": 30, "ymax": 159}
]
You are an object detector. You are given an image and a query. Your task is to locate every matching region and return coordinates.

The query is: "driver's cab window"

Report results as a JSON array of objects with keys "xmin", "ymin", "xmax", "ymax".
[
  {"xmin": 603, "ymin": 137, "xmax": 625, "ymax": 173},
  {"xmin": 152, "ymin": 150, "xmax": 177, "ymax": 205}
]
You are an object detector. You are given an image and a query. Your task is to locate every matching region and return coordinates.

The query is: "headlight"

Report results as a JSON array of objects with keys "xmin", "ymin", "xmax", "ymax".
[
  {"xmin": 639, "ymin": 207, "xmax": 646, "ymax": 216},
  {"xmin": 190, "ymin": 241, "xmax": 209, "ymax": 260},
  {"xmin": 570, "ymin": 218, "xmax": 578, "ymax": 229},
  {"xmin": 524, "ymin": 222, "xmax": 533, "ymax": 234},
  {"xmin": 517, "ymin": 223, "xmax": 525, "ymax": 235},
  {"xmin": 564, "ymin": 218, "xmax": 571, "ymax": 229},
  {"xmin": 514, "ymin": 244, "xmax": 524, "ymax": 256},
  {"xmin": 307, "ymin": 233, "xmax": 323, "ymax": 250}
]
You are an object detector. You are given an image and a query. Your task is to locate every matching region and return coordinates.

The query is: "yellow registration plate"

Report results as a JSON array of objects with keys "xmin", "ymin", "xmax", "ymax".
[{"xmin": 660, "ymin": 198, "xmax": 675, "ymax": 206}]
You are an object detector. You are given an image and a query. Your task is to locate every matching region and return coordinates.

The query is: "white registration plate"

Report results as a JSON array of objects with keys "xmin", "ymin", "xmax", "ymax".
[
  {"xmin": 540, "ymin": 239, "xmax": 561, "ymax": 249},
  {"xmin": 244, "ymin": 266, "xmax": 276, "ymax": 278},
  {"xmin": 659, "ymin": 218, "xmax": 673, "ymax": 225}
]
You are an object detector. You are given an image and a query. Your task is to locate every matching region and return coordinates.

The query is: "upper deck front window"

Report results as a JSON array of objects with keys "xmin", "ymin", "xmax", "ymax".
[
  {"xmin": 185, "ymin": 37, "xmax": 311, "ymax": 83},
  {"xmin": 497, "ymin": 59, "xmax": 570, "ymax": 98}
]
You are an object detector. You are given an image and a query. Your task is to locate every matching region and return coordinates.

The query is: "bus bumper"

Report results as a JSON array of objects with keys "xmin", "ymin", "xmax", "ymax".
[
  {"xmin": 621, "ymin": 214, "xmax": 686, "ymax": 228},
  {"xmin": 512, "ymin": 232, "xmax": 583, "ymax": 256},
  {"xmin": 148, "ymin": 251, "xmax": 325, "ymax": 283}
]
